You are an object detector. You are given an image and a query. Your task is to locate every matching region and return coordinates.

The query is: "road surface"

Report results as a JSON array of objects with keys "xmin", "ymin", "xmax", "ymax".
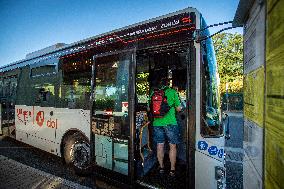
[{"xmin": 225, "ymin": 112, "xmax": 244, "ymax": 189}]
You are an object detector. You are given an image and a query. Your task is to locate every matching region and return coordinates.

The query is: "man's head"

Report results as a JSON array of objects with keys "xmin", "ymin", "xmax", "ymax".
[
  {"xmin": 151, "ymin": 69, "xmax": 168, "ymax": 87},
  {"xmin": 159, "ymin": 76, "xmax": 169, "ymax": 86}
]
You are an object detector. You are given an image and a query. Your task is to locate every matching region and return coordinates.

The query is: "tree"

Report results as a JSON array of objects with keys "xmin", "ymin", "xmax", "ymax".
[{"xmin": 212, "ymin": 33, "xmax": 243, "ymax": 95}]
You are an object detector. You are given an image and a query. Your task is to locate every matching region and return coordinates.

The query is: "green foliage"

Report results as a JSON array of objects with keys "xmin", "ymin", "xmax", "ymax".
[
  {"xmin": 136, "ymin": 72, "xmax": 149, "ymax": 95},
  {"xmin": 95, "ymin": 98, "xmax": 115, "ymax": 110},
  {"xmin": 212, "ymin": 33, "xmax": 243, "ymax": 94}
]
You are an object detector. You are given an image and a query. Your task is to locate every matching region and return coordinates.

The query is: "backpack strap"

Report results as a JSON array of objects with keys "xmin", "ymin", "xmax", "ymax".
[{"xmin": 161, "ymin": 86, "xmax": 176, "ymax": 110}]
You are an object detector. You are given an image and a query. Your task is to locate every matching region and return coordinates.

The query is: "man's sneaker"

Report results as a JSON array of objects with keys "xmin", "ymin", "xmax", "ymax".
[
  {"xmin": 169, "ymin": 170, "xmax": 175, "ymax": 178},
  {"xmin": 159, "ymin": 168, "xmax": 165, "ymax": 175}
]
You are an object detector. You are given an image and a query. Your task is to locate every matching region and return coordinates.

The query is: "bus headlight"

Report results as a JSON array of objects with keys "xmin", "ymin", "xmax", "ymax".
[{"xmin": 215, "ymin": 166, "xmax": 225, "ymax": 180}]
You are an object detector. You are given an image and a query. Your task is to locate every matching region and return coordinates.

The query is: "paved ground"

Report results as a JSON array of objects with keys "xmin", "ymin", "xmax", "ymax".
[
  {"xmin": 224, "ymin": 112, "xmax": 244, "ymax": 189},
  {"xmin": 0, "ymin": 136, "xmax": 95, "ymax": 188},
  {"xmin": 0, "ymin": 155, "xmax": 91, "ymax": 189}
]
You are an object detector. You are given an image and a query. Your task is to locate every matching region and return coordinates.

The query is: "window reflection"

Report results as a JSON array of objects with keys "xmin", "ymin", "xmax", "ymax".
[
  {"xmin": 34, "ymin": 83, "xmax": 55, "ymax": 105},
  {"xmin": 136, "ymin": 72, "xmax": 150, "ymax": 104},
  {"xmin": 1, "ymin": 77, "xmax": 17, "ymax": 97},
  {"xmin": 4, "ymin": 79, "xmax": 10, "ymax": 97},
  {"xmin": 31, "ymin": 65, "xmax": 56, "ymax": 78},
  {"xmin": 95, "ymin": 57, "xmax": 129, "ymax": 114},
  {"xmin": 93, "ymin": 55, "xmax": 130, "ymax": 137},
  {"xmin": 201, "ymin": 17, "xmax": 222, "ymax": 137},
  {"xmin": 60, "ymin": 55, "xmax": 92, "ymax": 110},
  {"xmin": 60, "ymin": 78, "xmax": 91, "ymax": 109},
  {"xmin": 28, "ymin": 65, "xmax": 58, "ymax": 107}
]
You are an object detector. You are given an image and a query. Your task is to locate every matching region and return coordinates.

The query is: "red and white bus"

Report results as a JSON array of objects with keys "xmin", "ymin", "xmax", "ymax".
[{"xmin": 0, "ymin": 7, "xmax": 227, "ymax": 189}]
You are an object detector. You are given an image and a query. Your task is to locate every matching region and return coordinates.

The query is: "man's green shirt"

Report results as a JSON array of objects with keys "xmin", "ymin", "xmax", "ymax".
[{"xmin": 150, "ymin": 86, "xmax": 181, "ymax": 126}]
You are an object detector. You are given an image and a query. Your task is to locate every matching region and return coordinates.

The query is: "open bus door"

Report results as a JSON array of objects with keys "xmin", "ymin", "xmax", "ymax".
[
  {"xmin": 91, "ymin": 46, "xmax": 193, "ymax": 189},
  {"xmin": 91, "ymin": 49, "xmax": 136, "ymax": 187},
  {"xmin": 133, "ymin": 44, "xmax": 194, "ymax": 189},
  {"xmin": 91, "ymin": 45, "xmax": 195, "ymax": 189}
]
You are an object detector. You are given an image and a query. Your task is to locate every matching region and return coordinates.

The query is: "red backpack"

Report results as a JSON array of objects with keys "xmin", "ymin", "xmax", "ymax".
[{"xmin": 150, "ymin": 88, "xmax": 171, "ymax": 118}]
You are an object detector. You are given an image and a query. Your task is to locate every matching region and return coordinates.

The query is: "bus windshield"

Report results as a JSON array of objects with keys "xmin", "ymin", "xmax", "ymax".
[{"xmin": 200, "ymin": 16, "xmax": 222, "ymax": 137}]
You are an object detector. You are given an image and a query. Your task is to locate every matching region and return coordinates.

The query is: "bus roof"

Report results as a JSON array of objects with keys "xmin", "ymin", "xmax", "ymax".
[{"xmin": 0, "ymin": 7, "xmax": 199, "ymax": 73}]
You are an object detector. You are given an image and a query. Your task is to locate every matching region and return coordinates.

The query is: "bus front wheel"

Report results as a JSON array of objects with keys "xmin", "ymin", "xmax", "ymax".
[{"xmin": 63, "ymin": 132, "xmax": 91, "ymax": 175}]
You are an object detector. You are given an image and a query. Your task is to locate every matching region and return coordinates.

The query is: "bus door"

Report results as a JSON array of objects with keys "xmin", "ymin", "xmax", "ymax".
[
  {"xmin": 91, "ymin": 50, "xmax": 136, "ymax": 185},
  {"xmin": 135, "ymin": 46, "xmax": 193, "ymax": 189}
]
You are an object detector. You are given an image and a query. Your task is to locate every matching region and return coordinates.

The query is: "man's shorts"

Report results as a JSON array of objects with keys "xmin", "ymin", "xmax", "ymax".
[{"xmin": 153, "ymin": 124, "xmax": 181, "ymax": 144}]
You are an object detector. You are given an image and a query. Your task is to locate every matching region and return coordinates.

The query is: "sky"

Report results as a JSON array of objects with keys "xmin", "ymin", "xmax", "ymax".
[{"xmin": 0, "ymin": 0, "xmax": 242, "ymax": 66}]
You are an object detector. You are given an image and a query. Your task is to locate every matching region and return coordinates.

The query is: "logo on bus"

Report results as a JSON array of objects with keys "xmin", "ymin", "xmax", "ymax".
[
  {"xmin": 198, "ymin": 140, "xmax": 224, "ymax": 159},
  {"xmin": 16, "ymin": 107, "xmax": 59, "ymax": 129},
  {"xmin": 36, "ymin": 111, "xmax": 44, "ymax": 127},
  {"xmin": 198, "ymin": 141, "xmax": 208, "ymax": 150},
  {"xmin": 208, "ymin": 146, "xmax": 218, "ymax": 155}
]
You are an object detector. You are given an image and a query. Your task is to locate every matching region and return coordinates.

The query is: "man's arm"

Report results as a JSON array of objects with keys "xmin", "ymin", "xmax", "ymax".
[
  {"xmin": 176, "ymin": 106, "xmax": 182, "ymax": 112},
  {"xmin": 174, "ymin": 90, "xmax": 182, "ymax": 112}
]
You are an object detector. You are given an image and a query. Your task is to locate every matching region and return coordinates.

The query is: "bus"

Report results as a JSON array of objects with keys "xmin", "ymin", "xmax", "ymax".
[{"xmin": 0, "ymin": 7, "xmax": 227, "ymax": 189}]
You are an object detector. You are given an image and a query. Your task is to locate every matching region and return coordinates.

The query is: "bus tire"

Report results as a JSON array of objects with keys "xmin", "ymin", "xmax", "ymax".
[{"xmin": 63, "ymin": 132, "xmax": 91, "ymax": 175}]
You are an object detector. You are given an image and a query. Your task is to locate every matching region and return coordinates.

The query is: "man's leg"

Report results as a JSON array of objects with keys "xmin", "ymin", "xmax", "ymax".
[
  {"xmin": 153, "ymin": 126, "xmax": 165, "ymax": 171},
  {"xmin": 165, "ymin": 125, "xmax": 180, "ymax": 173},
  {"xmin": 169, "ymin": 143, "xmax": 177, "ymax": 171},
  {"xmin": 157, "ymin": 143, "xmax": 165, "ymax": 169}
]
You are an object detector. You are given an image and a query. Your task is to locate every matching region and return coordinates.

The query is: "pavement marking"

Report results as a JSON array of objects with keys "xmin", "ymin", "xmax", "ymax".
[
  {"xmin": 226, "ymin": 159, "xmax": 243, "ymax": 164},
  {"xmin": 224, "ymin": 112, "xmax": 243, "ymax": 118},
  {"xmin": 225, "ymin": 147, "xmax": 244, "ymax": 164},
  {"xmin": 225, "ymin": 147, "xmax": 244, "ymax": 153},
  {"xmin": 0, "ymin": 155, "xmax": 92, "ymax": 189}
]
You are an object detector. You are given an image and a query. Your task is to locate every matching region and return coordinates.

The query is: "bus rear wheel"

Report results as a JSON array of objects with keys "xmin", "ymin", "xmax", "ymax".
[{"xmin": 63, "ymin": 132, "xmax": 91, "ymax": 175}]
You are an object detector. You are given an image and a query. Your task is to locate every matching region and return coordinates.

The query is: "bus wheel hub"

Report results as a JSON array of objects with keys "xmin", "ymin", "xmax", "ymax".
[{"xmin": 71, "ymin": 142, "xmax": 90, "ymax": 168}]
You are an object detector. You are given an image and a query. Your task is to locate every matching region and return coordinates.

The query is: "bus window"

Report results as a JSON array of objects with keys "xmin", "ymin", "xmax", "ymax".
[
  {"xmin": 30, "ymin": 65, "xmax": 56, "ymax": 78},
  {"xmin": 200, "ymin": 27, "xmax": 222, "ymax": 137},
  {"xmin": 0, "ymin": 80, "xmax": 3, "ymax": 97},
  {"xmin": 33, "ymin": 83, "xmax": 55, "ymax": 104},
  {"xmin": 94, "ymin": 55, "xmax": 130, "ymax": 136},
  {"xmin": 1, "ymin": 76, "xmax": 17, "ymax": 98},
  {"xmin": 3, "ymin": 78, "xmax": 11, "ymax": 97},
  {"xmin": 29, "ymin": 65, "xmax": 58, "ymax": 107},
  {"xmin": 10, "ymin": 77, "xmax": 17, "ymax": 97},
  {"xmin": 60, "ymin": 56, "xmax": 92, "ymax": 110},
  {"xmin": 60, "ymin": 78, "xmax": 91, "ymax": 109}
]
